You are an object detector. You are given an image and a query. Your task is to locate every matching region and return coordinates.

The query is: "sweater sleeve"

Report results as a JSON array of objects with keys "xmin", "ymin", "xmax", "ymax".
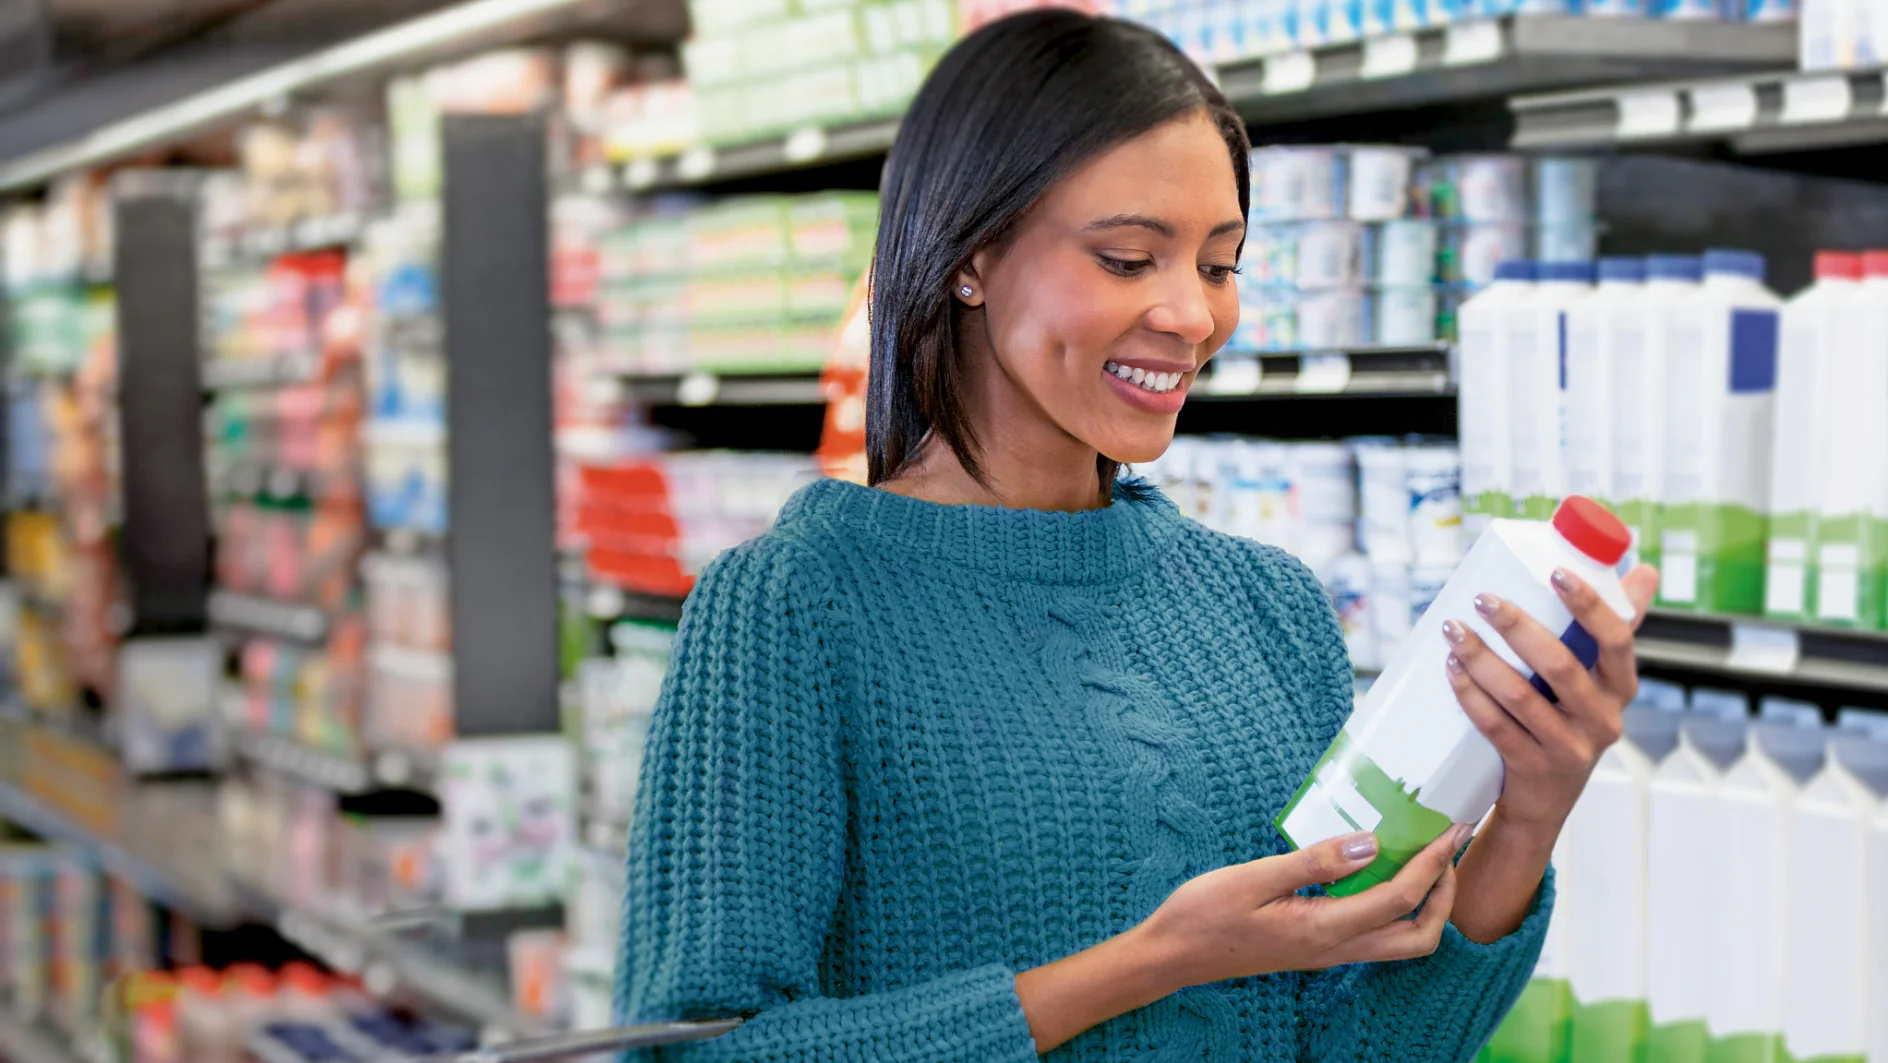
[
  {"xmin": 612, "ymin": 535, "xmax": 1040, "ymax": 1063},
  {"xmin": 1243, "ymin": 544, "xmax": 1553, "ymax": 1062}
]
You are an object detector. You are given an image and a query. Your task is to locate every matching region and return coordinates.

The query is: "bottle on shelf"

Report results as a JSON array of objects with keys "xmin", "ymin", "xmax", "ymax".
[{"xmin": 1456, "ymin": 259, "xmax": 1535, "ymax": 545}]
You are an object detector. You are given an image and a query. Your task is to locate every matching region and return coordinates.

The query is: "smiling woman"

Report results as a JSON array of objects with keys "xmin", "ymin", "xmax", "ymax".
[{"xmin": 613, "ymin": 9, "xmax": 1608, "ymax": 1063}]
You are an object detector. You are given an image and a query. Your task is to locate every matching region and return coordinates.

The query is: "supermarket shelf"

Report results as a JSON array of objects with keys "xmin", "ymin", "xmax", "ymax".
[
  {"xmin": 233, "ymin": 730, "xmax": 438, "ymax": 795},
  {"xmin": 264, "ymin": 900, "xmax": 556, "ymax": 1040},
  {"xmin": 208, "ymin": 590, "xmax": 330, "ymax": 644},
  {"xmin": 609, "ymin": 116, "xmax": 902, "ymax": 193},
  {"xmin": 0, "ymin": 1005, "xmax": 96, "ymax": 1063},
  {"xmin": 617, "ymin": 371, "xmax": 833, "ymax": 407},
  {"xmin": 201, "ymin": 213, "xmax": 365, "ymax": 269},
  {"xmin": 1512, "ymin": 65, "xmax": 1888, "ymax": 153},
  {"xmin": 201, "ymin": 352, "xmax": 320, "ymax": 390},
  {"xmin": 1216, "ymin": 16, "xmax": 1793, "ymax": 124},
  {"xmin": 1635, "ymin": 609, "xmax": 1888, "ymax": 693},
  {"xmin": 0, "ymin": 779, "xmax": 243, "ymax": 927}
]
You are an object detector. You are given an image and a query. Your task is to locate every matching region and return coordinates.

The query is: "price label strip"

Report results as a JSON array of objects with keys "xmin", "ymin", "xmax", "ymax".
[
  {"xmin": 1726, "ymin": 621, "xmax": 1802, "ymax": 676},
  {"xmin": 1360, "ymin": 34, "xmax": 1419, "ymax": 80},
  {"xmin": 1442, "ymin": 21, "xmax": 1503, "ymax": 67},
  {"xmin": 1688, "ymin": 83, "xmax": 1759, "ymax": 134},
  {"xmin": 1262, "ymin": 52, "xmax": 1317, "ymax": 95},
  {"xmin": 1615, "ymin": 91, "xmax": 1682, "ymax": 140},
  {"xmin": 1294, "ymin": 352, "xmax": 1353, "ymax": 394},
  {"xmin": 1780, "ymin": 75, "xmax": 1853, "ymax": 126}
]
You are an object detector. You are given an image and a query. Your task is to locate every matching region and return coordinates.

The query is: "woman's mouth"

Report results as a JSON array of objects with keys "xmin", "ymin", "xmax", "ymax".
[{"xmin": 1103, "ymin": 360, "xmax": 1185, "ymax": 395}]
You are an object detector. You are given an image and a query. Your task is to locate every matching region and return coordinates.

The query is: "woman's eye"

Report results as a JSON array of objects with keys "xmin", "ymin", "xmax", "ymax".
[
  {"xmin": 1098, "ymin": 255, "xmax": 1154, "ymax": 277},
  {"xmin": 1201, "ymin": 264, "xmax": 1242, "ymax": 286}
]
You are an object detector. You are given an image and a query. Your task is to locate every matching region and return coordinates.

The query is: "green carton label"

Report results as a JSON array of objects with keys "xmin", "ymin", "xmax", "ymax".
[
  {"xmin": 1273, "ymin": 728, "xmax": 1453, "ymax": 897},
  {"xmin": 1485, "ymin": 978, "xmax": 1573, "ymax": 1063}
]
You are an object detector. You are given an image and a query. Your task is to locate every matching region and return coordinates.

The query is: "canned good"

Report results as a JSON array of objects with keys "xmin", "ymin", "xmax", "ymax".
[
  {"xmin": 1426, "ymin": 154, "xmax": 1528, "ymax": 222},
  {"xmin": 1297, "ymin": 287, "xmax": 1368, "ymax": 348},
  {"xmin": 1375, "ymin": 288, "xmax": 1440, "ymax": 346},
  {"xmin": 1346, "ymin": 146, "xmax": 1425, "ymax": 221},
  {"xmin": 1251, "ymin": 146, "xmax": 1345, "ymax": 222},
  {"xmin": 1440, "ymin": 222, "xmax": 1527, "ymax": 286},
  {"xmin": 1250, "ymin": 221, "xmax": 1366, "ymax": 288},
  {"xmin": 1533, "ymin": 156, "xmax": 1598, "ymax": 227},
  {"xmin": 1369, "ymin": 219, "xmax": 1438, "ymax": 286},
  {"xmin": 1535, "ymin": 221, "xmax": 1598, "ymax": 264}
]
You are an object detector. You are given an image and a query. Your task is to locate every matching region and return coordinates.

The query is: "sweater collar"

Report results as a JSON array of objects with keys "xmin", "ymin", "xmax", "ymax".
[{"xmin": 775, "ymin": 477, "xmax": 1176, "ymax": 586}]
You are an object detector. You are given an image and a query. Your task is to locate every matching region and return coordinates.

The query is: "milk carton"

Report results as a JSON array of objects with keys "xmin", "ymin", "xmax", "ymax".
[
  {"xmin": 1617, "ymin": 255, "xmax": 1697, "ymax": 576},
  {"xmin": 1656, "ymin": 250, "xmax": 1780, "ymax": 615},
  {"xmin": 1275, "ymin": 497, "xmax": 1635, "ymax": 896},
  {"xmin": 1765, "ymin": 251, "xmax": 1862, "ymax": 623},
  {"xmin": 1565, "ymin": 257, "xmax": 1644, "ymax": 512},
  {"xmin": 1512, "ymin": 262, "xmax": 1592, "ymax": 521},
  {"xmin": 1783, "ymin": 710, "xmax": 1888, "ymax": 1063},
  {"xmin": 1647, "ymin": 690, "xmax": 1748, "ymax": 1063},
  {"xmin": 1706, "ymin": 699, "xmax": 1826, "ymax": 1063},
  {"xmin": 1563, "ymin": 678, "xmax": 1685, "ymax": 1063},
  {"xmin": 1458, "ymin": 261, "xmax": 1535, "ymax": 548},
  {"xmin": 1484, "ymin": 830, "xmax": 1575, "ymax": 1063},
  {"xmin": 1813, "ymin": 250, "xmax": 1888, "ymax": 629}
]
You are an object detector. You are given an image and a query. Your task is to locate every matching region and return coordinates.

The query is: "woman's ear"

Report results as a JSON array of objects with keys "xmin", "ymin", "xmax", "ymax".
[{"xmin": 953, "ymin": 253, "xmax": 988, "ymax": 308}]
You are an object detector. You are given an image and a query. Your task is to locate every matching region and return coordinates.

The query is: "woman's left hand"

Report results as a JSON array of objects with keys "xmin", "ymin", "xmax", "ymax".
[{"xmin": 1441, "ymin": 564, "xmax": 1661, "ymax": 837}]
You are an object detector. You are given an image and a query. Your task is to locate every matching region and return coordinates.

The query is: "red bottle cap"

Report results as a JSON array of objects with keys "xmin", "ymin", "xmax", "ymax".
[
  {"xmin": 1552, "ymin": 496, "xmax": 1631, "ymax": 566},
  {"xmin": 1866, "ymin": 251, "xmax": 1888, "ymax": 278},
  {"xmin": 1815, "ymin": 251, "xmax": 1863, "ymax": 280}
]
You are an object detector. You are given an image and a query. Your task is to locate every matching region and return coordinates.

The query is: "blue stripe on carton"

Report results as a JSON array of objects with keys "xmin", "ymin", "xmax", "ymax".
[{"xmin": 1729, "ymin": 309, "xmax": 1779, "ymax": 393}]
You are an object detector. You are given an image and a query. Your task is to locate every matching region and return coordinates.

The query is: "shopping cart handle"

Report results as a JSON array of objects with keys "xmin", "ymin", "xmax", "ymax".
[{"xmin": 442, "ymin": 1019, "xmax": 742, "ymax": 1062}]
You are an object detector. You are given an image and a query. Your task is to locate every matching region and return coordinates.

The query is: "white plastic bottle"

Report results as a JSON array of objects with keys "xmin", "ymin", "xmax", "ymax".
[
  {"xmin": 1812, "ymin": 250, "xmax": 1888, "ymax": 629},
  {"xmin": 1457, "ymin": 260, "xmax": 1534, "ymax": 548},
  {"xmin": 1647, "ymin": 689, "xmax": 1748, "ymax": 1063},
  {"xmin": 1563, "ymin": 678, "xmax": 1685, "ymax": 1062},
  {"xmin": 1275, "ymin": 497, "xmax": 1636, "ymax": 895},
  {"xmin": 1657, "ymin": 249, "xmax": 1781, "ymax": 615},
  {"xmin": 1564, "ymin": 257, "xmax": 1644, "ymax": 511},
  {"xmin": 1783, "ymin": 710, "xmax": 1888, "ymax": 1063},
  {"xmin": 1707, "ymin": 700, "xmax": 1826, "ymax": 1063},
  {"xmin": 1765, "ymin": 251, "xmax": 1861, "ymax": 623},
  {"xmin": 1616, "ymin": 255, "xmax": 1697, "ymax": 577},
  {"xmin": 1511, "ymin": 261, "xmax": 1591, "ymax": 522}
]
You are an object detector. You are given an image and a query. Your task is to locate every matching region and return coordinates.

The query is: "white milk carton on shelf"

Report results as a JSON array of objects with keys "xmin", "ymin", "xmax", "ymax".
[
  {"xmin": 1564, "ymin": 257, "xmax": 1645, "ymax": 516},
  {"xmin": 1706, "ymin": 699, "xmax": 1827, "ymax": 1063},
  {"xmin": 1275, "ymin": 497, "xmax": 1635, "ymax": 896},
  {"xmin": 1812, "ymin": 250, "xmax": 1888, "ymax": 630},
  {"xmin": 1563, "ymin": 678, "xmax": 1685, "ymax": 1061},
  {"xmin": 1798, "ymin": 0, "xmax": 1856, "ymax": 69},
  {"xmin": 1510, "ymin": 261, "xmax": 1592, "ymax": 522},
  {"xmin": 1484, "ymin": 828, "xmax": 1577, "ymax": 1061},
  {"xmin": 1657, "ymin": 249, "xmax": 1781, "ymax": 615},
  {"xmin": 1873, "ymin": 734, "xmax": 1888, "ymax": 1063},
  {"xmin": 1616, "ymin": 255, "xmax": 1697, "ymax": 577},
  {"xmin": 1456, "ymin": 260, "xmax": 1535, "ymax": 545},
  {"xmin": 1647, "ymin": 689, "xmax": 1749, "ymax": 1062},
  {"xmin": 1783, "ymin": 710, "xmax": 1888, "ymax": 1063},
  {"xmin": 1765, "ymin": 251, "xmax": 1861, "ymax": 623}
]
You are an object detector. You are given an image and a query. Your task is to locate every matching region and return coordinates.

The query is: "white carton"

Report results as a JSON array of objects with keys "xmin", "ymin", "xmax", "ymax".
[
  {"xmin": 1510, "ymin": 261, "xmax": 1591, "ymax": 521},
  {"xmin": 1706, "ymin": 699, "xmax": 1826, "ymax": 1061},
  {"xmin": 1615, "ymin": 255, "xmax": 1695, "ymax": 576},
  {"xmin": 1812, "ymin": 252, "xmax": 1888, "ymax": 629},
  {"xmin": 1456, "ymin": 260, "xmax": 1534, "ymax": 544},
  {"xmin": 1564, "ymin": 257, "xmax": 1645, "ymax": 510}
]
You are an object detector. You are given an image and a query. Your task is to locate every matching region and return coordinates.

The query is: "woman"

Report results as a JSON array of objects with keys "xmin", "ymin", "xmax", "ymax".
[{"xmin": 615, "ymin": 10, "xmax": 1659, "ymax": 1061}]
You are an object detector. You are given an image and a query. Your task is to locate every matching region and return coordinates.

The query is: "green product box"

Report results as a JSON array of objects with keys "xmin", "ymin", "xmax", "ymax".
[{"xmin": 1656, "ymin": 504, "xmax": 1767, "ymax": 615}]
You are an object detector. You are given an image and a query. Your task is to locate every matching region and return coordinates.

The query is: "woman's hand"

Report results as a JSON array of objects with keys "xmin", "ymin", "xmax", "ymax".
[
  {"xmin": 1440, "ymin": 564, "xmax": 1659, "ymax": 836},
  {"xmin": 1015, "ymin": 827, "xmax": 1466, "ymax": 1053}
]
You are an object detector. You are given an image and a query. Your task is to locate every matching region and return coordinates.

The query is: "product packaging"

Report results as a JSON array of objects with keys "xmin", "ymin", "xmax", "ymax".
[
  {"xmin": 1615, "ymin": 255, "xmax": 1698, "ymax": 575},
  {"xmin": 1782, "ymin": 710, "xmax": 1888, "ymax": 1063},
  {"xmin": 1706, "ymin": 699, "xmax": 1826, "ymax": 1062},
  {"xmin": 1510, "ymin": 261, "xmax": 1591, "ymax": 520},
  {"xmin": 1456, "ymin": 260, "xmax": 1534, "ymax": 543},
  {"xmin": 1656, "ymin": 249, "xmax": 1780, "ymax": 615},
  {"xmin": 1276, "ymin": 497, "xmax": 1635, "ymax": 895},
  {"xmin": 1809, "ymin": 251, "xmax": 1888, "ymax": 628},
  {"xmin": 1563, "ymin": 257, "xmax": 1645, "ymax": 515},
  {"xmin": 1647, "ymin": 689, "xmax": 1748, "ymax": 1062}
]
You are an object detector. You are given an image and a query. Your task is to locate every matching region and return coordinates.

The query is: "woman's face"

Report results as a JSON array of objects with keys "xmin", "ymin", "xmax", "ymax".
[{"xmin": 959, "ymin": 109, "xmax": 1243, "ymax": 466}]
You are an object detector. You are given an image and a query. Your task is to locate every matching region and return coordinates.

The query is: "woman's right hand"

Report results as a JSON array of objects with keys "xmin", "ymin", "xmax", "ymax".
[
  {"xmin": 1014, "ymin": 825, "xmax": 1465, "ymax": 1053},
  {"xmin": 1132, "ymin": 824, "xmax": 1467, "ymax": 986}
]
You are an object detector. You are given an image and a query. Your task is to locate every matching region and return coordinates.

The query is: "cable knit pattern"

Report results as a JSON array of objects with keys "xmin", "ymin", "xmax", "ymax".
[{"xmin": 615, "ymin": 477, "xmax": 1550, "ymax": 1063}]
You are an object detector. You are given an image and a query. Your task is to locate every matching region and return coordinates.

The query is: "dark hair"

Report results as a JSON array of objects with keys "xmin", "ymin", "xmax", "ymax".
[{"xmin": 867, "ymin": 10, "xmax": 1250, "ymax": 491}]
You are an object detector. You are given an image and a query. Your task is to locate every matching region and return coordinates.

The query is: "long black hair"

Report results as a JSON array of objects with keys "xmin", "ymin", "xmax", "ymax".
[{"xmin": 867, "ymin": 9, "xmax": 1250, "ymax": 491}]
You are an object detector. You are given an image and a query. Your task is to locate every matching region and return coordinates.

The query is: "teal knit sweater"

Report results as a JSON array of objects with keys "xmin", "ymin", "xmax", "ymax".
[{"xmin": 615, "ymin": 477, "xmax": 1551, "ymax": 1061}]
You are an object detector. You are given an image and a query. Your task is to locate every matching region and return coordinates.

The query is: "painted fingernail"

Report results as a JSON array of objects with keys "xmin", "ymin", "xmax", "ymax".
[
  {"xmin": 1441, "ymin": 619, "xmax": 1468, "ymax": 645},
  {"xmin": 1342, "ymin": 833, "xmax": 1380, "ymax": 861},
  {"xmin": 1474, "ymin": 593, "xmax": 1502, "ymax": 618},
  {"xmin": 1445, "ymin": 653, "xmax": 1465, "ymax": 675},
  {"xmin": 1552, "ymin": 568, "xmax": 1581, "ymax": 593},
  {"xmin": 1449, "ymin": 824, "xmax": 1473, "ymax": 849}
]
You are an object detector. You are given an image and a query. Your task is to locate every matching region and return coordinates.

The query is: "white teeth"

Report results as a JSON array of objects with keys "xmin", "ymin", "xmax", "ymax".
[{"xmin": 1104, "ymin": 361, "xmax": 1186, "ymax": 395}]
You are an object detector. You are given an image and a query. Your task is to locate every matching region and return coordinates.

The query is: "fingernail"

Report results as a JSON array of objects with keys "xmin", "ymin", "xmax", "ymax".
[
  {"xmin": 1441, "ymin": 618, "xmax": 1468, "ymax": 645},
  {"xmin": 1552, "ymin": 568, "xmax": 1581, "ymax": 593},
  {"xmin": 1448, "ymin": 824, "xmax": 1473, "ymax": 849},
  {"xmin": 1445, "ymin": 653, "xmax": 1464, "ymax": 675},
  {"xmin": 1474, "ymin": 593, "xmax": 1502, "ymax": 618},
  {"xmin": 1342, "ymin": 833, "xmax": 1379, "ymax": 861}
]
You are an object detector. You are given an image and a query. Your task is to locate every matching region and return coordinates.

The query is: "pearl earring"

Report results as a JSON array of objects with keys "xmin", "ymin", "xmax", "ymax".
[{"xmin": 960, "ymin": 285, "xmax": 973, "ymax": 298}]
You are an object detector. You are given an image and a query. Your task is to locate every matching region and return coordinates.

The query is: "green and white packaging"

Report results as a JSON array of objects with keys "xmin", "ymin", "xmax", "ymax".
[
  {"xmin": 1783, "ymin": 710, "xmax": 1888, "ymax": 1063},
  {"xmin": 1511, "ymin": 262, "xmax": 1591, "ymax": 520},
  {"xmin": 1564, "ymin": 258, "xmax": 1647, "ymax": 523},
  {"xmin": 1457, "ymin": 261, "xmax": 1535, "ymax": 543},
  {"xmin": 1275, "ymin": 499, "xmax": 1634, "ymax": 896},
  {"xmin": 1811, "ymin": 257, "xmax": 1888, "ymax": 629},
  {"xmin": 1616, "ymin": 256, "xmax": 1696, "ymax": 575},
  {"xmin": 1648, "ymin": 690, "xmax": 1749, "ymax": 1063},
  {"xmin": 1563, "ymin": 679, "xmax": 1686, "ymax": 1063},
  {"xmin": 1483, "ymin": 827, "xmax": 1575, "ymax": 1063},
  {"xmin": 1706, "ymin": 699, "xmax": 1826, "ymax": 1063},
  {"xmin": 1656, "ymin": 250, "xmax": 1780, "ymax": 615},
  {"xmin": 1764, "ymin": 254, "xmax": 1862, "ymax": 622}
]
